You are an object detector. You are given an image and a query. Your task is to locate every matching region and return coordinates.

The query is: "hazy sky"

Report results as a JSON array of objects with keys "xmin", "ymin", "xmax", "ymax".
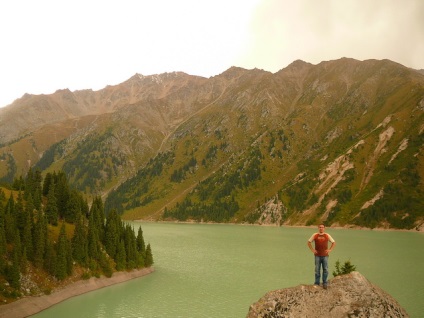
[{"xmin": 1, "ymin": 0, "xmax": 423, "ymax": 108}]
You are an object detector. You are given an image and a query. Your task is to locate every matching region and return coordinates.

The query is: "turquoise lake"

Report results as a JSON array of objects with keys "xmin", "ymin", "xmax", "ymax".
[{"xmin": 32, "ymin": 223, "xmax": 424, "ymax": 317}]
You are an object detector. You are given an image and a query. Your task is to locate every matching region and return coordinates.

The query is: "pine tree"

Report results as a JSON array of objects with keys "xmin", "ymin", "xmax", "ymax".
[
  {"xmin": 45, "ymin": 183, "xmax": 59, "ymax": 225},
  {"xmin": 24, "ymin": 167, "xmax": 35, "ymax": 200},
  {"xmin": 12, "ymin": 175, "xmax": 25, "ymax": 191},
  {"xmin": 22, "ymin": 194, "xmax": 34, "ymax": 260},
  {"xmin": 0, "ymin": 202, "xmax": 6, "ymax": 272},
  {"xmin": 56, "ymin": 223, "xmax": 68, "ymax": 280},
  {"xmin": 136, "ymin": 227, "xmax": 146, "ymax": 267},
  {"xmin": 15, "ymin": 191, "xmax": 25, "ymax": 233},
  {"xmin": 82, "ymin": 198, "xmax": 90, "ymax": 217},
  {"xmin": 33, "ymin": 169, "xmax": 43, "ymax": 209},
  {"xmin": 33, "ymin": 212, "xmax": 47, "ymax": 268},
  {"xmin": 33, "ymin": 187, "xmax": 42, "ymax": 211},
  {"xmin": 66, "ymin": 237, "xmax": 73, "ymax": 276},
  {"xmin": 72, "ymin": 214, "xmax": 88, "ymax": 265},
  {"xmin": 42, "ymin": 172, "xmax": 53, "ymax": 196},
  {"xmin": 65, "ymin": 190, "xmax": 82, "ymax": 223},
  {"xmin": 5, "ymin": 194, "xmax": 17, "ymax": 244},
  {"xmin": 90, "ymin": 196, "xmax": 105, "ymax": 242},
  {"xmin": 8, "ymin": 243, "xmax": 21, "ymax": 289},
  {"xmin": 87, "ymin": 212, "xmax": 100, "ymax": 261},
  {"xmin": 136, "ymin": 250, "xmax": 145, "ymax": 268},
  {"xmin": 104, "ymin": 209, "xmax": 121, "ymax": 259},
  {"xmin": 115, "ymin": 239, "xmax": 126, "ymax": 271},
  {"xmin": 6, "ymin": 230, "xmax": 23, "ymax": 288},
  {"xmin": 144, "ymin": 243, "xmax": 154, "ymax": 267},
  {"xmin": 25, "ymin": 193, "xmax": 35, "ymax": 214},
  {"xmin": 55, "ymin": 172, "xmax": 70, "ymax": 219},
  {"xmin": 99, "ymin": 251, "xmax": 113, "ymax": 278},
  {"xmin": 21, "ymin": 247, "xmax": 28, "ymax": 274},
  {"xmin": 124, "ymin": 225, "xmax": 137, "ymax": 269},
  {"xmin": 136, "ymin": 227, "xmax": 146, "ymax": 254},
  {"xmin": 44, "ymin": 239, "xmax": 56, "ymax": 276}
]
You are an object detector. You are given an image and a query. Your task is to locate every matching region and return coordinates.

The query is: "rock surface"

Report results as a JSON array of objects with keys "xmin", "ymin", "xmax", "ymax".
[{"xmin": 247, "ymin": 271, "xmax": 408, "ymax": 317}]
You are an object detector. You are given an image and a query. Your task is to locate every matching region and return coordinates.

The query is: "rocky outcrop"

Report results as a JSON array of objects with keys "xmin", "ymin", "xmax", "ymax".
[{"xmin": 247, "ymin": 271, "xmax": 408, "ymax": 317}]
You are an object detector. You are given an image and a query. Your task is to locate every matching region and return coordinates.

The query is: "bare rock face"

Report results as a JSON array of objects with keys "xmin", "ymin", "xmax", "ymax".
[{"xmin": 247, "ymin": 272, "xmax": 408, "ymax": 318}]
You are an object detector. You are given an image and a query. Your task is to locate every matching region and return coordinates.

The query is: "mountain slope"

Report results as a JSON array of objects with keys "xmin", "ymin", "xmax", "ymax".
[{"xmin": 1, "ymin": 58, "xmax": 423, "ymax": 229}]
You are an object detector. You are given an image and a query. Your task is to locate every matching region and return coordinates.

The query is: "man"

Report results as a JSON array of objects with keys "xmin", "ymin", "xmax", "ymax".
[{"xmin": 307, "ymin": 224, "xmax": 336, "ymax": 289}]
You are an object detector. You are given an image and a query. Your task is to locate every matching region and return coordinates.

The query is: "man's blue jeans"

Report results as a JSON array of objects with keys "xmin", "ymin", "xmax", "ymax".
[{"xmin": 314, "ymin": 255, "xmax": 329, "ymax": 285}]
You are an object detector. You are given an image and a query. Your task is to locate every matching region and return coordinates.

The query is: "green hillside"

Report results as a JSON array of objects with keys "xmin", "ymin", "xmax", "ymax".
[{"xmin": 1, "ymin": 58, "xmax": 423, "ymax": 229}]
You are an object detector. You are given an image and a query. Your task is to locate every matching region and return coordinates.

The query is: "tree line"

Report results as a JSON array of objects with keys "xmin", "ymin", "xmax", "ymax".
[
  {"xmin": 105, "ymin": 151, "xmax": 174, "ymax": 214},
  {"xmin": 163, "ymin": 146, "xmax": 263, "ymax": 222},
  {"xmin": 0, "ymin": 168, "xmax": 153, "ymax": 298}
]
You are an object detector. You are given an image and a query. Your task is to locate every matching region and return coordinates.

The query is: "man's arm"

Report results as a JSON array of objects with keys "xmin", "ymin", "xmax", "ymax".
[
  {"xmin": 327, "ymin": 241, "xmax": 336, "ymax": 254},
  {"xmin": 307, "ymin": 241, "xmax": 317, "ymax": 254}
]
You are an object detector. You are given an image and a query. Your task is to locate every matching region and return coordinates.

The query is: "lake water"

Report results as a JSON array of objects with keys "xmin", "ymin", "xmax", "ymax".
[{"xmin": 32, "ymin": 223, "xmax": 424, "ymax": 318}]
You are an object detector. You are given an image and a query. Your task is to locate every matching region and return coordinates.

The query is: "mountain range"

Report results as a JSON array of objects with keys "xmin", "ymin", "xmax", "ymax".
[{"xmin": 1, "ymin": 58, "xmax": 423, "ymax": 229}]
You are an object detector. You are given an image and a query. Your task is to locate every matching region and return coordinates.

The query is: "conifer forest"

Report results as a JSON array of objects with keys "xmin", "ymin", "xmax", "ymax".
[{"xmin": 0, "ymin": 168, "xmax": 153, "ymax": 301}]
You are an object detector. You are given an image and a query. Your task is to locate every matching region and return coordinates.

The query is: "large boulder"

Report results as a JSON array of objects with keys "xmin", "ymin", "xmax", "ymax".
[{"xmin": 247, "ymin": 271, "xmax": 408, "ymax": 317}]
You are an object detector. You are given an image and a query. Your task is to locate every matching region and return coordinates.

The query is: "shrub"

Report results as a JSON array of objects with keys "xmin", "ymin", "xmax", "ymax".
[
  {"xmin": 81, "ymin": 272, "xmax": 91, "ymax": 280},
  {"xmin": 333, "ymin": 259, "xmax": 356, "ymax": 277}
]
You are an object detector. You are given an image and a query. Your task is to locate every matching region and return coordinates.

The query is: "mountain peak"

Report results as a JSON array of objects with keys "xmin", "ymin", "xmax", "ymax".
[
  {"xmin": 277, "ymin": 59, "xmax": 313, "ymax": 76},
  {"xmin": 286, "ymin": 59, "xmax": 312, "ymax": 68},
  {"xmin": 125, "ymin": 71, "xmax": 194, "ymax": 86},
  {"xmin": 54, "ymin": 88, "xmax": 72, "ymax": 94},
  {"xmin": 217, "ymin": 66, "xmax": 270, "ymax": 81}
]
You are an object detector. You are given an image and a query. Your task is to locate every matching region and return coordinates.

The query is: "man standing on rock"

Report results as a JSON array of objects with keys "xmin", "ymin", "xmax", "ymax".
[{"xmin": 307, "ymin": 224, "xmax": 336, "ymax": 289}]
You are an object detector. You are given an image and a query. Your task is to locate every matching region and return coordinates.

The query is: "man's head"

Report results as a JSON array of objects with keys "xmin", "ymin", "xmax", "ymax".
[{"xmin": 318, "ymin": 224, "xmax": 325, "ymax": 233}]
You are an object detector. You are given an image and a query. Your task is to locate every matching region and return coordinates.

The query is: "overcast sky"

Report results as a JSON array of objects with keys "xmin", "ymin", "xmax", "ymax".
[{"xmin": 1, "ymin": 0, "xmax": 423, "ymax": 108}]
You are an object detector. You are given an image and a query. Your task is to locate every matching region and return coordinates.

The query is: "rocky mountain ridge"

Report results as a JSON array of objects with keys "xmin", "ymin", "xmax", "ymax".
[
  {"xmin": 0, "ymin": 71, "xmax": 209, "ymax": 144},
  {"xmin": 0, "ymin": 58, "xmax": 423, "ymax": 229}
]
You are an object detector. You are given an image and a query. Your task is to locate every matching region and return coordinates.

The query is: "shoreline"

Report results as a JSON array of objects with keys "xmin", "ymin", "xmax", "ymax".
[
  {"xmin": 0, "ymin": 267, "xmax": 154, "ymax": 318},
  {"xmin": 132, "ymin": 219, "xmax": 424, "ymax": 232}
]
